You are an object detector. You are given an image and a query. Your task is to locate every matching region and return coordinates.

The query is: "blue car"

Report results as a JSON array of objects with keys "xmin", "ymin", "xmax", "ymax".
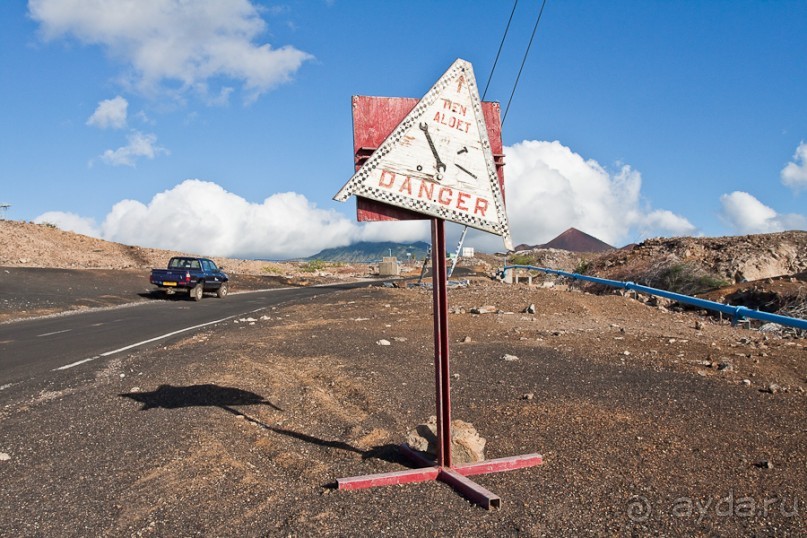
[{"xmin": 149, "ymin": 257, "xmax": 229, "ymax": 301}]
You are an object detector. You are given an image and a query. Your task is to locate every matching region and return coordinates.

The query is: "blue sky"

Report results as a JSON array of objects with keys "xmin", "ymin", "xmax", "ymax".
[{"xmin": 1, "ymin": 0, "xmax": 805, "ymax": 258}]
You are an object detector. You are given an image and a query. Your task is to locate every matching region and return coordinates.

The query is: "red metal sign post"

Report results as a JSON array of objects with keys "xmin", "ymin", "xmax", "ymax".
[
  {"xmin": 333, "ymin": 59, "xmax": 542, "ymax": 509},
  {"xmin": 431, "ymin": 217, "xmax": 451, "ymax": 469}
]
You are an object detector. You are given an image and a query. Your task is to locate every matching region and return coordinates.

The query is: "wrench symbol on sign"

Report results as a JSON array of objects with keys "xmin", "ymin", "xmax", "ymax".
[{"xmin": 419, "ymin": 122, "xmax": 447, "ymax": 176}]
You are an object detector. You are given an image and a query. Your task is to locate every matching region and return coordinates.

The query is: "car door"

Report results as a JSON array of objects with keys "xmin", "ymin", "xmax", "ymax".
[{"xmin": 201, "ymin": 259, "xmax": 220, "ymax": 288}]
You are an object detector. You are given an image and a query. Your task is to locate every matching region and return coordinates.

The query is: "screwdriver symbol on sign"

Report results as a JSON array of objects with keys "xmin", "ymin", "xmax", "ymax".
[
  {"xmin": 454, "ymin": 146, "xmax": 477, "ymax": 179},
  {"xmin": 419, "ymin": 122, "xmax": 446, "ymax": 180}
]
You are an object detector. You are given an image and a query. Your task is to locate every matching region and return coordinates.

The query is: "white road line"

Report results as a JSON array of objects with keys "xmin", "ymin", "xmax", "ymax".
[
  {"xmin": 49, "ymin": 283, "xmax": 362, "ymax": 373},
  {"xmin": 98, "ymin": 316, "xmax": 234, "ymax": 357},
  {"xmin": 53, "ymin": 315, "xmax": 235, "ymax": 371},
  {"xmin": 37, "ymin": 329, "xmax": 72, "ymax": 337},
  {"xmin": 55, "ymin": 357, "xmax": 98, "ymax": 371}
]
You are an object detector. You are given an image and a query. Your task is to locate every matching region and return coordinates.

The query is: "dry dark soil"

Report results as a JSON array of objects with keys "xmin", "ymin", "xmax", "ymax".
[
  {"xmin": 0, "ymin": 270, "xmax": 804, "ymax": 536},
  {"xmin": 1, "ymin": 220, "xmax": 805, "ymax": 535}
]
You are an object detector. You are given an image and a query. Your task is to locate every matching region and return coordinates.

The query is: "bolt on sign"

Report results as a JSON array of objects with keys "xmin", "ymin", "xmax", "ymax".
[{"xmin": 334, "ymin": 58, "xmax": 513, "ymax": 250}]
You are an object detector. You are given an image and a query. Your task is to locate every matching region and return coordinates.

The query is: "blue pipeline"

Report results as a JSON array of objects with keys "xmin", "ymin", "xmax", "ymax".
[{"xmin": 502, "ymin": 265, "xmax": 807, "ymax": 331}]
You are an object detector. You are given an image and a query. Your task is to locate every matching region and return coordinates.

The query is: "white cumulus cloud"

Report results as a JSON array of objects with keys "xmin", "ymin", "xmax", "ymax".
[
  {"xmin": 97, "ymin": 130, "xmax": 168, "ymax": 166},
  {"xmin": 86, "ymin": 96, "xmax": 128, "ymax": 129},
  {"xmin": 34, "ymin": 211, "xmax": 99, "ymax": 237},
  {"xmin": 35, "ymin": 180, "xmax": 432, "ymax": 259},
  {"xmin": 29, "ymin": 0, "xmax": 314, "ymax": 103},
  {"xmin": 36, "ymin": 140, "xmax": 707, "ymax": 258},
  {"xmin": 499, "ymin": 140, "xmax": 696, "ymax": 248},
  {"xmin": 719, "ymin": 191, "xmax": 806, "ymax": 234},
  {"xmin": 99, "ymin": 180, "xmax": 359, "ymax": 258},
  {"xmin": 781, "ymin": 141, "xmax": 807, "ymax": 192}
]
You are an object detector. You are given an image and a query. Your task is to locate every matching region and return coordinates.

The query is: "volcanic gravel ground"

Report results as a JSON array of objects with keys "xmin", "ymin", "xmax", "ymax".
[{"xmin": 0, "ymin": 281, "xmax": 804, "ymax": 536}]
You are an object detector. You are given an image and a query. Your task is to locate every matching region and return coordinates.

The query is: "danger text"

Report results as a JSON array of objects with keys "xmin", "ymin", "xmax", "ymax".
[{"xmin": 378, "ymin": 170, "xmax": 488, "ymax": 217}]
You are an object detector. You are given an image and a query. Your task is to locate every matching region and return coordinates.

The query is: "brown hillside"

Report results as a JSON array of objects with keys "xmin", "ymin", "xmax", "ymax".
[
  {"xmin": 515, "ymin": 227, "xmax": 614, "ymax": 253},
  {"xmin": 0, "ymin": 220, "xmax": 354, "ymax": 278},
  {"xmin": 589, "ymin": 231, "xmax": 807, "ymax": 284},
  {"xmin": 542, "ymin": 227, "xmax": 614, "ymax": 252},
  {"xmin": 502, "ymin": 231, "xmax": 807, "ymax": 320}
]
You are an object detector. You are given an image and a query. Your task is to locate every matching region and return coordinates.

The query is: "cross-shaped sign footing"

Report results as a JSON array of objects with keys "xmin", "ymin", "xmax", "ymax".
[{"xmin": 337, "ymin": 444, "xmax": 543, "ymax": 510}]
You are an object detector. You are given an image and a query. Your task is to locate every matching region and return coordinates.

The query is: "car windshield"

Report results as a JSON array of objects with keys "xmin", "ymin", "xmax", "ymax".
[{"xmin": 169, "ymin": 258, "xmax": 200, "ymax": 269}]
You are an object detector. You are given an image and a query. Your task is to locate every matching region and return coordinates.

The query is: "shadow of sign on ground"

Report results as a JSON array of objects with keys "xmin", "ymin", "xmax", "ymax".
[{"xmin": 119, "ymin": 384, "xmax": 405, "ymax": 478}]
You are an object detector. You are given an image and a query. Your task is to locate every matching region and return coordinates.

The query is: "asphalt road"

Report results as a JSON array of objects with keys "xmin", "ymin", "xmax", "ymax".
[{"xmin": 0, "ymin": 282, "xmax": 367, "ymax": 387}]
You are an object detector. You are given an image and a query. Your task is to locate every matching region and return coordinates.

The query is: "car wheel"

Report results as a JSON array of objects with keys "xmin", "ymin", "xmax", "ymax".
[
  {"xmin": 190, "ymin": 283, "xmax": 203, "ymax": 301},
  {"xmin": 216, "ymin": 282, "xmax": 228, "ymax": 298}
]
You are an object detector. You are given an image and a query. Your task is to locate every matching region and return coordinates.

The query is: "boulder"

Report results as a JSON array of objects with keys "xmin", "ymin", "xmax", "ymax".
[{"xmin": 405, "ymin": 416, "xmax": 486, "ymax": 464}]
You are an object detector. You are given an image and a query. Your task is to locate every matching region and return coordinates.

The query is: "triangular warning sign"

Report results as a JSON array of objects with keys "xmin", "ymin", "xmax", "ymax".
[{"xmin": 334, "ymin": 58, "xmax": 512, "ymax": 250}]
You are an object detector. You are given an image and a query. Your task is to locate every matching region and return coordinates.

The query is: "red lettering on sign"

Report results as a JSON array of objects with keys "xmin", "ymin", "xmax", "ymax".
[
  {"xmin": 438, "ymin": 187, "xmax": 453, "ymax": 205},
  {"xmin": 456, "ymin": 191, "xmax": 470, "ymax": 211},
  {"xmin": 418, "ymin": 180, "xmax": 434, "ymax": 200},
  {"xmin": 474, "ymin": 198, "xmax": 488, "ymax": 217},
  {"xmin": 399, "ymin": 176, "xmax": 412, "ymax": 195},
  {"xmin": 433, "ymin": 111, "xmax": 470, "ymax": 133},
  {"xmin": 379, "ymin": 170, "xmax": 395, "ymax": 188},
  {"xmin": 375, "ymin": 169, "xmax": 490, "ymax": 219},
  {"xmin": 441, "ymin": 98, "xmax": 468, "ymax": 116}
]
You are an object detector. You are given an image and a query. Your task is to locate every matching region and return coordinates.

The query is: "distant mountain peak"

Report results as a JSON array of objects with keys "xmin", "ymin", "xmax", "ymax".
[
  {"xmin": 304, "ymin": 240, "xmax": 430, "ymax": 263},
  {"xmin": 518, "ymin": 228, "xmax": 614, "ymax": 253}
]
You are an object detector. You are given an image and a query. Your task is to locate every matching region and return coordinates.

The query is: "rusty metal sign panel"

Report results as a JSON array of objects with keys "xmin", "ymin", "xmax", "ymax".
[{"xmin": 334, "ymin": 58, "xmax": 512, "ymax": 250}]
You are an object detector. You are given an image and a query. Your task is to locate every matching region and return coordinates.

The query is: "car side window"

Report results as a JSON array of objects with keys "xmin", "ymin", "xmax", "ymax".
[
  {"xmin": 201, "ymin": 260, "xmax": 211, "ymax": 272},
  {"xmin": 208, "ymin": 261, "xmax": 219, "ymax": 272},
  {"xmin": 190, "ymin": 260, "xmax": 201, "ymax": 269}
]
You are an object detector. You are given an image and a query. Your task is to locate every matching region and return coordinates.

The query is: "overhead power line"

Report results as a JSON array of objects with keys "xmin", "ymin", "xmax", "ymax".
[
  {"xmin": 482, "ymin": 0, "xmax": 519, "ymax": 102},
  {"xmin": 452, "ymin": 1, "xmax": 549, "ymax": 265},
  {"xmin": 502, "ymin": 0, "xmax": 548, "ymax": 126}
]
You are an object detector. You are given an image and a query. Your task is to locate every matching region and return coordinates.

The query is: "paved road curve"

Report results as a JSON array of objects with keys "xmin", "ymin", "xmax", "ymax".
[{"xmin": 0, "ymin": 283, "xmax": 367, "ymax": 386}]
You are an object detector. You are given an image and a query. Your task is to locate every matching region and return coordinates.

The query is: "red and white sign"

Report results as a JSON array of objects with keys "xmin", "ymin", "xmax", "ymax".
[{"xmin": 334, "ymin": 59, "xmax": 512, "ymax": 250}]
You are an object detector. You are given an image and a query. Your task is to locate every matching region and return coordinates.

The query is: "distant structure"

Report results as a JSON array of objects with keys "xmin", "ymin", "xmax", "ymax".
[
  {"xmin": 0, "ymin": 203, "xmax": 10, "ymax": 220},
  {"xmin": 461, "ymin": 247, "xmax": 475, "ymax": 258},
  {"xmin": 378, "ymin": 256, "xmax": 400, "ymax": 277}
]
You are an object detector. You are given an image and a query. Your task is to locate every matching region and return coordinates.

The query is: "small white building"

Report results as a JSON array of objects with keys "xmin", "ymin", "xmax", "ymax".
[
  {"xmin": 378, "ymin": 256, "xmax": 400, "ymax": 276},
  {"xmin": 461, "ymin": 247, "xmax": 475, "ymax": 258}
]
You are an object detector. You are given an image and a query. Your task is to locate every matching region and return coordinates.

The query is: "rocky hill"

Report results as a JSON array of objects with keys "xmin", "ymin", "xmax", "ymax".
[
  {"xmin": 0, "ymin": 220, "xmax": 353, "ymax": 278},
  {"xmin": 515, "ymin": 227, "xmax": 614, "ymax": 253},
  {"xmin": 589, "ymin": 231, "xmax": 807, "ymax": 284},
  {"xmin": 502, "ymin": 230, "xmax": 807, "ymax": 320}
]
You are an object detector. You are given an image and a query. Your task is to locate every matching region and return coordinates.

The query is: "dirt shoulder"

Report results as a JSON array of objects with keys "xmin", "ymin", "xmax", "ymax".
[{"xmin": 0, "ymin": 280, "xmax": 804, "ymax": 535}]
